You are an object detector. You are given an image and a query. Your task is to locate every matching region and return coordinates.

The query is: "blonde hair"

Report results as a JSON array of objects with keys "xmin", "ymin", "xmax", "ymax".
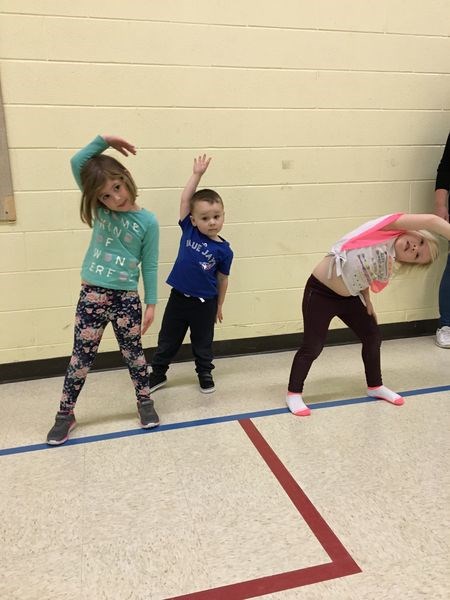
[
  {"xmin": 79, "ymin": 155, "xmax": 138, "ymax": 227},
  {"xmin": 418, "ymin": 229, "xmax": 440, "ymax": 263},
  {"xmin": 395, "ymin": 229, "xmax": 440, "ymax": 273}
]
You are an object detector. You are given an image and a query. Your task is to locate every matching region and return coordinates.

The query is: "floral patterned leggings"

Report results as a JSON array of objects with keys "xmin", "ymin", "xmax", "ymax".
[{"xmin": 60, "ymin": 284, "xmax": 151, "ymax": 412}]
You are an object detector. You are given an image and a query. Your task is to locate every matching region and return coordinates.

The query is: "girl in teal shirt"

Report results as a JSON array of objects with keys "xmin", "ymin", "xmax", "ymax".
[{"xmin": 46, "ymin": 135, "xmax": 159, "ymax": 445}]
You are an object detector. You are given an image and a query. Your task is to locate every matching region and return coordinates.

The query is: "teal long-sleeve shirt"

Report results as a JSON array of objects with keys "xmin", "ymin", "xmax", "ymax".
[{"xmin": 71, "ymin": 136, "xmax": 159, "ymax": 304}]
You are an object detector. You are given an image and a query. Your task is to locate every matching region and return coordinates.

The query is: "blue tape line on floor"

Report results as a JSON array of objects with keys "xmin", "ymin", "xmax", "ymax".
[{"xmin": 1, "ymin": 384, "xmax": 449, "ymax": 456}]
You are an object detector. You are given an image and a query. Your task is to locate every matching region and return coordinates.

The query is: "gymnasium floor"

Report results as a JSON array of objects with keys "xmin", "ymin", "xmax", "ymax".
[{"xmin": 1, "ymin": 336, "xmax": 449, "ymax": 600}]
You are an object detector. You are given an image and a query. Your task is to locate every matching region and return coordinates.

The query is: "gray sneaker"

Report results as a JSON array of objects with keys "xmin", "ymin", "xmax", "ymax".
[
  {"xmin": 46, "ymin": 412, "xmax": 76, "ymax": 445},
  {"xmin": 137, "ymin": 399, "xmax": 160, "ymax": 428},
  {"xmin": 436, "ymin": 326, "xmax": 450, "ymax": 348}
]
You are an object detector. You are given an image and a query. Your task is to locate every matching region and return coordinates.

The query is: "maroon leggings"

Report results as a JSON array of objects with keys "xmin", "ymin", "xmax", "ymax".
[{"xmin": 288, "ymin": 275, "xmax": 382, "ymax": 393}]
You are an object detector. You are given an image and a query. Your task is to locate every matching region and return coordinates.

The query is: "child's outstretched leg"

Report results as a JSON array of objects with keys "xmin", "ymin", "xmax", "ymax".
[
  {"xmin": 111, "ymin": 291, "xmax": 160, "ymax": 429},
  {"xmin": 286, "ymin": 392, "xmax": 311, "ymax": 416},
  {"xmin": 286, "ymin": 276, "xmax": 336, "ymax": 417},
  {"xmin": 47, "ymin": 286, "xmax": 108, "ymax": 445},
  {"xmin": 339, "ymin": 302, "xmax": 404, "ymax": 407},
  {"xmin": 367, "ymin": 385, "xmax": 404, "ymax": 405}
]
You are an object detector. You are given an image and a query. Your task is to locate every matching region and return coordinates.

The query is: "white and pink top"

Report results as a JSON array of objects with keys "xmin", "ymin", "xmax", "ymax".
[{"xmin": 327, "ymin": 213, "xmax": 405, "ymax": 298}]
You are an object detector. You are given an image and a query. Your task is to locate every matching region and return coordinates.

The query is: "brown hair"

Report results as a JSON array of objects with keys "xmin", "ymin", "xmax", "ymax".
[
  {"xmin": 189, "ymin": 188, "xmax": 223, "ymax": 214},
  {"xmin": 79, "ymin": 155, "xmax": 138, "ymax": 227}
]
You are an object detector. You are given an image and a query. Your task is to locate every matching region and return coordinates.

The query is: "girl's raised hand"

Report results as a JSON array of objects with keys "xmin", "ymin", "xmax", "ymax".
[
  {"xmin": 193, "ymin": 154, "xmax": 211, "ymax": 175},
  {"xmin": 102, "ymin": 135, "xmax": 136, "ymax": 156}
]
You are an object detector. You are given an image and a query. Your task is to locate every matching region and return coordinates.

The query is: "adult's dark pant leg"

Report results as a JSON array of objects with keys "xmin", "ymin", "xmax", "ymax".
[
  {"xmin": 151, "ymin": 291, "xmax": 189, "ymax": 373},
  {"xmin": 438, "ymin": 252, "xmax": 450, "ymax": 327},
  {"xmin": 189, "ymin": 297, "xmax": 217, "ymax": 373}
]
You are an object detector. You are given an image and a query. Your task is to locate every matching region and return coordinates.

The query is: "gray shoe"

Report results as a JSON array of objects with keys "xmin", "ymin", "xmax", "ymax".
[
  {"xmin": 137, "ymin": 399, "xmax": 160, "ymax": 428},
  {"xmin": 46, "ymin": 412, "xmax": 76, "ymax": 445}
]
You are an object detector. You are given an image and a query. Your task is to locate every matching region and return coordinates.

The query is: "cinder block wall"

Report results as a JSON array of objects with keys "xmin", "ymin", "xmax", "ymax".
[{"xmin": 0, "ymin": 1, "xmax": 449, "ymax": 364}]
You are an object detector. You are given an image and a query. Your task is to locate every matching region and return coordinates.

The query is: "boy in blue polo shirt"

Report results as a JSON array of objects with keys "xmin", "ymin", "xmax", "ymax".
[{"xmin": 149, "ymin": 155, "xmax": 233, "ymax": 393}]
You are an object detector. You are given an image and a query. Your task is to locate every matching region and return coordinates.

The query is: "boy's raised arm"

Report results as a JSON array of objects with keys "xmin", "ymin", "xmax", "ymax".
[{"xmin": 180, "ymin": 154, "xmax": 211, "ymax": 220}]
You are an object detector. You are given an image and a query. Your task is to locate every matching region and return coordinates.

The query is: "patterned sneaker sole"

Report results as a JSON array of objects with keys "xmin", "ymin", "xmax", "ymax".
[
  {"xmin": 46, "ymin": 422, "xmax": 77, "ymax": 446},
  {"xmin": 140, "ymin": 420, "xmax": 160, "ymax": 429}
]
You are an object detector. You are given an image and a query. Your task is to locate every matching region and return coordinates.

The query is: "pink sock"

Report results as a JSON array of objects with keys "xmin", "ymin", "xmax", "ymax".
[
  {"xmin": 286, "ymin": 392, "xmax": 311, "ymax": 416},
  {"xmin": 367, "ymin": 385, "xmax": 404, "ymax": 406}
]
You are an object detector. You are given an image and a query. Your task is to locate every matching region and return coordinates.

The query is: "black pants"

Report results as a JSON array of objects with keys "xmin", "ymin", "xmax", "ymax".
[
  {"xmin": 288, "ymin": 275, "xmax": 382, "ymax": 393},
  {"xmin": 152, "ymin": 289, "xmax": 218, "ymax": 374}
]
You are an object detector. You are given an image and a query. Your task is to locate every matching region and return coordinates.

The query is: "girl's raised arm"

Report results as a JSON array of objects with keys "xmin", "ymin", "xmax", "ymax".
[
  {"xmin": 383, "ymin": 213, "xmax": 450, "ymax": 240},
  {"xmin": 102, "ymin": 135, "xmax": 136, "ymax": 156}
]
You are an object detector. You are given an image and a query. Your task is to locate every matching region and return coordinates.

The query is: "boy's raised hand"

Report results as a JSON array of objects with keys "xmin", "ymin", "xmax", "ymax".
[
  {"xmin": 180, "ymin": 154, "xmax": 212, "ymax": 220},
  {"xmin": 102, "ymin": 135, "xmax": 136, "ymax": 156},
  {"xmin": 193, "ymin": 154, "xmax": 211, "ymax": 176}
]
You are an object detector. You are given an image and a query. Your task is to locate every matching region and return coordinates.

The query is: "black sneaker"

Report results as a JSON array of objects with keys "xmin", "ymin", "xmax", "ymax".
[
  {"xmin": 46, "ymin": 412, "xmax": 76, "ymax": 446},
  {"xmin": 198, "ymin": 372, "xmax": 215, "ymax": 394},
  {"xmin": 149, "ymin": 371, "xmax": 167, "ymax": 393},
  {"xmin": 137, "ymin": 399, "xmax": 160, "ymax": 428}
]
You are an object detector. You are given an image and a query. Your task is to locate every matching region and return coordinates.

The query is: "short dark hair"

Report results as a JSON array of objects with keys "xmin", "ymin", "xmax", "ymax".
[{"xmin": 190, "ymin": 188, "xmax": 223, "ymax": 213}]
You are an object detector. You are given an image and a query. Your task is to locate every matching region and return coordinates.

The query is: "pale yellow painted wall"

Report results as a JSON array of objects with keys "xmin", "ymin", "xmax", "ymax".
[{"xmin": 0, "ymin": 1, "xmax": 449, "ymax": 364}]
